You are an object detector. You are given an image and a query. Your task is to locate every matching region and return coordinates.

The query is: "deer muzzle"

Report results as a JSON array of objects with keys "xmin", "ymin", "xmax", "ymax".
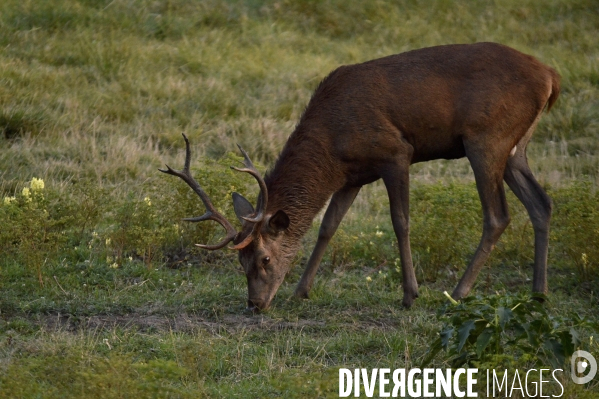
[{"xmin": 246, "ymin": 298, "xmax": 270, "ymax": 312}]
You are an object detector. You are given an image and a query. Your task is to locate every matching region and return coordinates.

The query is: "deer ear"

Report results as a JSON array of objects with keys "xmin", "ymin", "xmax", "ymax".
[
  {"xmin": 268, "ymin": 210, "xmax": 290, "ymax": 233},
  {"xmin": 232, "ymin": 192, "xmax": 254, "ymax": 223}
]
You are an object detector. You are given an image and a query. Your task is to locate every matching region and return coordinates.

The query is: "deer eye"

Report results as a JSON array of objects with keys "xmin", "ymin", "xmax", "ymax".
[{"xmin": 262, "ymin": 256, "xmax": 270, "ymax": 265}]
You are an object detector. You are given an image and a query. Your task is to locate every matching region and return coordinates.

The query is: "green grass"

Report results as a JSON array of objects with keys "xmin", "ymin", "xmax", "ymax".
[{"xmin": 1, "ymin": 0, "xmax": 599, "ymax": 397}]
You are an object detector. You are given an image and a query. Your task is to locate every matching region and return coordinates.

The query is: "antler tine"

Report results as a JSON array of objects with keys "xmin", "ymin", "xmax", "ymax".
[
  {"xmin": 230, "ymin": 144, "xmax": 268, "ymax": 223},
  {"xmin": 159, "ymin": 133, "xmax": 238, "ymax": 250}
]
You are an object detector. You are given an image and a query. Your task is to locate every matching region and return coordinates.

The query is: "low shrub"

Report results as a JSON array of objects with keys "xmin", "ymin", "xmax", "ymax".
[
  {"xmin": 0, "ymin": 178, "xmax": 70, "ymax": 286},
  {"xmin": 0, "ymin": 151, "xmax": 255, "ymax": 281},
  {"xmin": 423, "ymin": 293, "xmax": 596, "ymax": 370}
]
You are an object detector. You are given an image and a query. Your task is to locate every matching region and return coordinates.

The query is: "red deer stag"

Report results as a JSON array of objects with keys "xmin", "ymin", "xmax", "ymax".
[{"xmin": 161, "ymin": 42, "xmax": 559, "ymax": 312}]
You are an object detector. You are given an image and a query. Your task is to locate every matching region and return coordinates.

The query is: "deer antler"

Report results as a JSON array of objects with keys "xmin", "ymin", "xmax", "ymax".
[
  {"xmin": 159, "ymin": 134, "xmax": 238, "ymax": 250},
  {"xmin": 231, "ymin": 144, "xmax": 268, "ymax": 223}
]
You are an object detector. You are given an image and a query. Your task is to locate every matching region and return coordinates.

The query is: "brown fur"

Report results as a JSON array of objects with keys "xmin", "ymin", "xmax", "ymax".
[{"xmin": 179, "ymin": 43, "xmax": 560, "ymax": 311}]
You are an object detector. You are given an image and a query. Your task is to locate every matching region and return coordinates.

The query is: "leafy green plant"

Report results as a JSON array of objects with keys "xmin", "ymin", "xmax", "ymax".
[
  {"xmin": 0, "ymin": 178, "xmax": 69, "ymax": 286},
  {"xmin": 103, "ymin": 193, "xmax": 163, "ymax": 268},
  {"xmin": 423, "ymin": 293, "xmax": 595, "ymax": 370},
  {"xmin": 99, "ymin": 150, "xmax": 255, "ymax": 268}
]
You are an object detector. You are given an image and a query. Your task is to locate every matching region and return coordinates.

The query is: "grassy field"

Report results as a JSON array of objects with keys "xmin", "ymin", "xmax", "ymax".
[{"xmin": 1, "ymin": 0, "xmax": 598, "ymax": 397}]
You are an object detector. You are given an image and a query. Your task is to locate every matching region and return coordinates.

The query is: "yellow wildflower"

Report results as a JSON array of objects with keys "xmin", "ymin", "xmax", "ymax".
[
  {"xmin": 144, "ymin": 196, "xmax": 152, "ymax": 206},
  {"xmin": 30, "ymin": 177, "xmax": 44, "ymax": 192},
  {"xmin": 22, "ymin": 187, "xmax": 31, "ymax": 202},
  {"xmin": 3, "ymin": 196, "xmax": 16, "ymax": 205}
]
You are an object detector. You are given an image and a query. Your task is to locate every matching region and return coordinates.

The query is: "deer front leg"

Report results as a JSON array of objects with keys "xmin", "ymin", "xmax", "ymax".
[
  {"xmin": 381, "ymin": 163, "xmax": 418, "ymax": 308},
  {"xmin": 294, "ymin": 186, "xmax": 361, "ymax": 299}
]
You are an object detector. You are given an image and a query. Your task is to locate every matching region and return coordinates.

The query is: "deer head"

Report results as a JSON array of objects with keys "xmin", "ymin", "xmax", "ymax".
[{"xmin": 160, "ymin": 134, "xmax": 290, "ymax": 312}]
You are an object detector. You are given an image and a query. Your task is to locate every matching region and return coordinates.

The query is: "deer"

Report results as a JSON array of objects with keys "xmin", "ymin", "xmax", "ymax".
[{"xmin": 160, "ymin": 42, "xmax": 560, "ymax": 312}]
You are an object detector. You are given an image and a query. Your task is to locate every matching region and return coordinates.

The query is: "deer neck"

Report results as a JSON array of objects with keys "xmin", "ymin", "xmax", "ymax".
[{"xmin": 265, "ymin": 139, "xmax": 341, "ymax": 240}]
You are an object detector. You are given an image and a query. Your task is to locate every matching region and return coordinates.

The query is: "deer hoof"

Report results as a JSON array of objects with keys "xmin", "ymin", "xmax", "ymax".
[
  {"xmin": 401, "ymin": 291, "xmax": 418, "ymax": 309},
  {"xmin": 293, "ymin": 287, "xmax": 310, "ymax": 299},
  {"xmin": 531, "ymin": 292, "xmax": 546, "ymax": 303}
]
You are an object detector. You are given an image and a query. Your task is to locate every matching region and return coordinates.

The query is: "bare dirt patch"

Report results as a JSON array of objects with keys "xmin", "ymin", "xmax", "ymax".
[{"xmin": 39, "ymin": 312, "xmax": 327, "ymax": 334}]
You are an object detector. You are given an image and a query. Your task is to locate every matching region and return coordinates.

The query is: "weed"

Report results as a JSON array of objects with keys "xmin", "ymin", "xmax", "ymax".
[
  {"xmin": 424, "ymin": 293, "xmax": 597, "ymax": 370},
  {"xmin": 0, "ymin": 178, "xmax": 69, "ymax": 286}
]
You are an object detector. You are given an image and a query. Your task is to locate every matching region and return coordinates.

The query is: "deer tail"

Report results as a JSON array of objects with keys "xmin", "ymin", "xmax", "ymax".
[{"xmin": 546, "ymin": 67, "xmax": 561, "ymax": 112}]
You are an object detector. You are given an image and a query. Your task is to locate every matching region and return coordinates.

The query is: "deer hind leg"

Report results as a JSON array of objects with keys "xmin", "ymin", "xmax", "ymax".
[
  {"xmin": 294, "ymin": 185, "xmax": 361, "ymax": 299},
  {"xmin": 504, "ymin": 153, "xmax": 552, "ymax": 295},
  {"xmin": 381, "ymin": 162, "xmax": 418, "ymax": 308},
  {"xmin": 504, "ymin": 109, "xmax": 551, "ymax": 296},
  {"xmin": 452, "ymin": 146, "xmax": 511, "ymax": 300}
]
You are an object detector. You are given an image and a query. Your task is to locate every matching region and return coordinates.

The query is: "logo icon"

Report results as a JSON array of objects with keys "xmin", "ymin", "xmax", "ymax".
[{"xmin": 571, "ymin": 350, "xmax": 597, "ymax": 384}]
